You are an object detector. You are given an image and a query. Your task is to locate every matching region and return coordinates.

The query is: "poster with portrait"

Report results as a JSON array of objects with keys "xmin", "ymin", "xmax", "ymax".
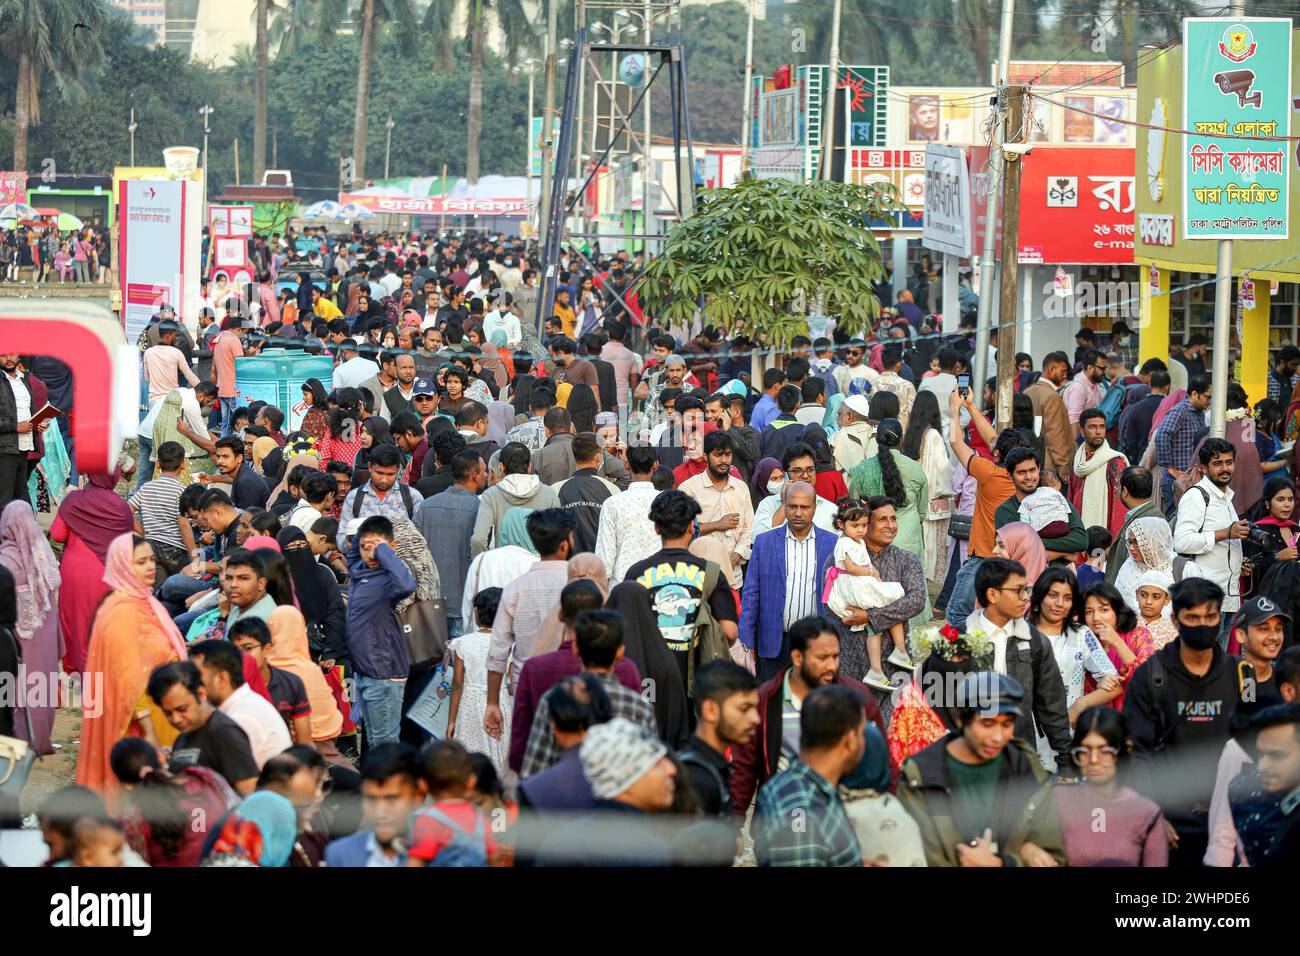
[
  {"xmin": 1063, "ymin": 96, "xmax": 1095, "ymax": 142},
  {"xmin": 908, "ymin": 95, "xmax": 941, "ymax": 142},
  {"xmin": 1093, "ymin": 96, "xmax": 1128, "ymax": 144}
]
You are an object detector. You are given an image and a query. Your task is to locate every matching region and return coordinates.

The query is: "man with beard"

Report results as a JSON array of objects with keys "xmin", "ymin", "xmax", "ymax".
[
  {"xmin": 1023, "ymin": 351, "xmax": 1075, "ymax": 483},
  {"xmin": 383, "ymin": 352, "xmax": 419, "ymax": 417},
  {"xmin": 0, "ymin": 353, "xmax": 50, "ymax": 506},
  {"xmin": 992, "ymin": 446, "xmax": 1089, "ymax": 560},
  {"xmin": 1062, "ymin": 348, "xmax": 1108, "ymax": 439},
  {"xmin": 1124, "ymin": 577, "xmax": 1240, "ymax": 867},
  {"xmin": 678, "ymin": 430, "xmax": 754, "ymax": 589},
  {"xmin": 1252, "ymin": 704, "xmax": 1300, "ymax": 866},
  {"xmin": 1172, "ymin": 437, "xmax": 1248, "ymax": 648},
  {"xmin": 1153, "ymin": 375, "xmax": 1212, "ymax": 508},
  {"xmin": 1067, "ymin": 406, "xmax": 1130, "ymax": 538},
  {"xmin": 678, "ymin": 661, "xmax": 760, "ymax": 818},
  {"xmin": 729, "ymin": 615, "xmax": 884, "ymax": 818}
]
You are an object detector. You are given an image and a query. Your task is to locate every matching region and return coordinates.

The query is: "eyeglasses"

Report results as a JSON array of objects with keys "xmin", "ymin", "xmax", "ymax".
[
  {"xmin": 998, "ymin": 586, "xmax": 1032, "ymax": 598},
  {"xmin": 787, "ymin": 466, "xmax": 816, "ymax": 478},
  {"xmin": 1091, "ymin": 364, "xmax": 1107, "ymax": 373},
  {"xmin": 1071, "ymin": 746, "xmax": 1120, "ymax": 764}
]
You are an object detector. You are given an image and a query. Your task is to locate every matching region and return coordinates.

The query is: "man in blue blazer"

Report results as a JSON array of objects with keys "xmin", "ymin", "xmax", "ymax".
[{"xmin": 739, "ymin": 482, "xmax": 838, "ymax": 682}]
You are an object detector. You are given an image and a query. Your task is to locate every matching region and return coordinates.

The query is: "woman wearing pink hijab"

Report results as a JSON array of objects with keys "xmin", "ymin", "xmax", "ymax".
[
  {"xmin": 76, "ymin": 533, "xmax": 188, "ymax": 808},
  {"xmin": 50, "ymin": 472, "xmax": 134, "ymax": 674},
  {"xmin": 993, "ymin": 521, "xmax": 1049, "ymax": 587}
]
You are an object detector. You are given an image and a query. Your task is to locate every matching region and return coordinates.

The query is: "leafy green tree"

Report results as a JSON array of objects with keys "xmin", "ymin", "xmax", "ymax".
[
  {"xmin": 639, "ymin": 178, "xmax": 898, "ymax": 345},
  {"xmin": 1060, "ymin": 0, "xmax": 1197, "ymax": 85},
  {"xmin": 0, "ymin": 0, "xmax": 107, "ymax": 170}
]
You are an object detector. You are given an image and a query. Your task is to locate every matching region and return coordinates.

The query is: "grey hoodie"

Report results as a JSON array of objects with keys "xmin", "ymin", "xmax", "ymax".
[{"xmin": 470, "ymin": 472, "xmax": 560, "ymax": 555}]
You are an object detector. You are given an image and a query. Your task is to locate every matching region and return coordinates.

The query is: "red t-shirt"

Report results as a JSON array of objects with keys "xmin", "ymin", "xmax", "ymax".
[{"xmin": 408, "ymin": 800, "xmax": 496, "ymax": 864}]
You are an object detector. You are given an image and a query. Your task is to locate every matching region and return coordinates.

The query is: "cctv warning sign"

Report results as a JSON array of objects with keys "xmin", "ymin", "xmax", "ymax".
[{"xmin": 1183, "ymin": 17, "xmax": 1291, "ymax": 239}]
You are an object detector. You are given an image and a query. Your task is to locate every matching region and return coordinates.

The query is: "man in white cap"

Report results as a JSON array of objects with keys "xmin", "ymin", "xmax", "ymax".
[
  {"xmin": 532, "ymin": 717, "xmax": 679, "ymax": 866},
  {"xmin": 831, "ymin": 393, "xmax": 878, "ymax": 475}
]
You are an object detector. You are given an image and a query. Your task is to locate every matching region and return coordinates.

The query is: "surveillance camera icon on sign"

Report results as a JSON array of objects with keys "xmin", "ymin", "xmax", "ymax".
[{"xmin": 1214, "ymin": 70, "xmax": 1262, "ymax": 109}]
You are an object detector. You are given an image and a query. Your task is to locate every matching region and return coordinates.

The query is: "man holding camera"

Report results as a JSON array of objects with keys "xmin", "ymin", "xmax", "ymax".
[{"xmin": 1172, "ymin": 438, "xmax": 1247, "ymax": 649}]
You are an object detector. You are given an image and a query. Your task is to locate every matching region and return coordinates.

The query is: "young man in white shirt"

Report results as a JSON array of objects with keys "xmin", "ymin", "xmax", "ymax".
[
  {"xmin": 1172, "ymin": 437, "xmax": 1250, "ymax": 649},
  {"xmin": 189, "ymin": 638, "xmax": 292, "ymax": 768},
  {"xmin": 332, "ymin": 340, "xmax": 381, "ymax": 390}
]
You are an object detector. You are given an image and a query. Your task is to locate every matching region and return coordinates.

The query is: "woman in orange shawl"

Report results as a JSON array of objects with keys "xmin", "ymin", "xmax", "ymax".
[
  {"xmin": 76, "ymin": 534, "xmax": 189, "ymax": 808},
  {"xmin": 266, "ymin": 605, "xmax": 348, "ymax": 766}
]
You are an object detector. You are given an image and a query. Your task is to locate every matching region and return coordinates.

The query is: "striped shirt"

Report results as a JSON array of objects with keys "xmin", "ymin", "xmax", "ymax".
[
  {"xmin": 129, "ymin": 475, "xmax": 187, "ymax": 550},
  {"xmin": 782, "ymin": 525, "xmax": 819, "ymax": 630}
]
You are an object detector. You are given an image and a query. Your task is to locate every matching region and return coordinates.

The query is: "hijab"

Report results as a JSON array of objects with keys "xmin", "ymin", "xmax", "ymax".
[
  {"xmin": 841, "ymin": 722, "xmax": 892, "ymax": 792},
  {"xmin": 267, "ymin": 605, "xmax": 344, "ymax": 741},
  {"xmin": 486, "ymin": 401, "xmax": 515, "ymax": 446},
  {"xmin": 252, "ymin": 437, "xmax": 279, "ymax": 473},
  {"xmin": 0, "ymin": 501, "xmax": 61, "ymax": 639},
  {"xmin": 277, "ymin": 527, "xmax": 330, "ymax": 624},
  {"xmin": 102, "ymin": 533, "xmax": 187, "ymax": 661},
  {"xmin": 390, "ymin": 515, "xmax": 440, "ymax": 607},
  {"xmin": 606, "ymin": 582, "xmax": 691, "ymax": 749},
  {"xmin": 533, "ymin": 554, "xmax": 611, "ymax": 656},
  {"xmin": 995, "ymin": 521, "xmax": 1047, "ymax": 586},
  {"xmin": 822, "ymin": 393, "xmax": 845, "ymax": 436},
  {"xmin": 203, "ymin": 791, "xmax": 297, "ymax": 867},
  {"xmin": 1127, "ymin": 516, "xmax": 1177, "ymax": 573},
  {"xmin": 245, "ymin": 534, "xmax": 281, "ymax": 552},
  {"xmin": 57, "ymin": 471, "xmax": 134, "ymax": 563},
  {"xmin": 750, "ymin": 456, "xmax": 782, "ymax": 509},
  {"xmin": 498, "ymin": 507, "xmax": 538, "ymax": 553},
  {"xmin": 477, "ymin": 349, "xmax": 508, "ymax": 391}
]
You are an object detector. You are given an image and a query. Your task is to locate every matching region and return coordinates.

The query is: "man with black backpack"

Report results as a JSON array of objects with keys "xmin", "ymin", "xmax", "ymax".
[
  {"xmin": 1124, "ymin": 578, "xmax": 1241, "ymax": 867},
  {"xmin": 678, "ymin": 661, "xmax": 760, "ymax": 819},
  {"xmin": 334, "ymin": 441, "xmax": 422, "ymax": 551}
]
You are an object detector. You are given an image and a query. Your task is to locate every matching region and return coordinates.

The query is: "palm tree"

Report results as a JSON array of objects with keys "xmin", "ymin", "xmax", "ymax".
[
  {"xmin": 463, "ymin": 0, "xmax": 534, "ymax": 184},
  {"xmin": 317, "ymin": 0, "xmax": 415, "ymax": 183},
  {"xmin": 0, "ymin": 0, "xmax": 107, "ymax": 170},
  {"xmin": 790, "ymin": 0, "xmax": 919, "ymax": 66},
  {"xmin": 269, "ymin": 0, "xmax": 324, "ymax": 57},
  {"xmin": 1061, "ymin": 0, "xmax": 1197, "ymax": 86}
]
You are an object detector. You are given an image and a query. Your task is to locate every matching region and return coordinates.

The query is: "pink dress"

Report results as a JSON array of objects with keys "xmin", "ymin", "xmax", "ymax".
[{"xmin": 49, "ymin": 517, "xmax": 110, "ymax": 676}]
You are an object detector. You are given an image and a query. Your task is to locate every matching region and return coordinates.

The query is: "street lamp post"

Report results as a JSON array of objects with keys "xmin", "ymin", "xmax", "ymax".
[
  {"xmin": 199, "ymin": 104, "xmax": 214, "ymax": 223},
  {"xmin": 516, "ymin": 60, "xmax": 538, "ymax": 234},
  {"xmin": 384, "ymin": 115, "xmax": 395, "ymax": 180},
  {"xmin": 128, "ymin": 108, "xmax": 137, "ymax": 167}
]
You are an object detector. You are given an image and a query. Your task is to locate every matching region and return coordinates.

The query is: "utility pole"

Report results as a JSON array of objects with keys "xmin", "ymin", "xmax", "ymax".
[
  {"xmin": 739, "ymin": 0, "xmax": 756, "ymax": 176},
  {"xmin": 995, "ymin": 86, "xmax": 1026, "ymax": 428},
  {"xmin": 384, "ymin": 115, "xmax": 395, "ymax": 180},
  {"xmin": 234, "ymin": 137, "xmax": 241, "ymax": 185},
  {"xmin": 199, "ymin": 104, "xmax": 214, "ymax": 225},
  {"xmin": 971, "ymin": 0, "xmax": 1015, "ymax": 418},
  {"xmin": 817, "ymin": 0, "xmax": 843, "ymax": 181},
  {"xmin": 538, "ymin": 0, "xmax": 559, "ymax": 252},
  {"xmin": 128, "ymin": 108, "xmax": 137, "ymax": 167},
  {"xmin": 524, "ymin": 61, "xmax": 537, "ymax": 230},
  {"xmin": 642, "ymin": 0, "xmax": 653, "ymax": 251}
]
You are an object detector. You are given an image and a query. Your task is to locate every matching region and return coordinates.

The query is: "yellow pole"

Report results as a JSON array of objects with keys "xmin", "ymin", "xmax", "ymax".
[
  {"xmin": 1239, "ymin": 276, "xmax": 1271, "ymax": 408},
  {"xmin": 1138, "ymin": 264, "xmax": 1169, "ymax": 369}
]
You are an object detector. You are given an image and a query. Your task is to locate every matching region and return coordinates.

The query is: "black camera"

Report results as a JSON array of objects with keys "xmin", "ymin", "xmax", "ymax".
[{"xmin": 1245, "ymin": 523, "xmax": 1276, "ymax": 549}]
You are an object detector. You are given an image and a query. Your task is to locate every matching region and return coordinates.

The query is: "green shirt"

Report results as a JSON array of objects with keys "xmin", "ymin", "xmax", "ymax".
[{"xmin": 945, "ymin": 750, "xmax": 1003, "ymax": 840}]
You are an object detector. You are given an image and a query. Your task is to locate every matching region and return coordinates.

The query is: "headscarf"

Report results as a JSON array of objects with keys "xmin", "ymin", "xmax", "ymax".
[
  {"xmin": 822, "ymin": 393, "xmax": 845, "ymax": 437},
  {"xmin": 995, "ymin": 521, "xmax": 1047, "ymax": 586},
  {"xmin": 801, "ymin": 424, "xmax": 836, "ymax": 473},
  {"xmin": 265, "ymin": 451, "xmax": 320, "ymax": 507},
  {"xmin": 102, "ymin": 533, "xmax": 187, "ymax": 661},
  {"xmin": 154, "ymin": 391, "xmax": 204, "ymax": 462},
  {"xmin": 533, "ymin": 554, "xmax": 611, "ymax": 655},
  {"xmin": 486, "ymin": 401, "xmax": 515, "ymax": 446},
  {"xmin": 498, "ymin": 507, "xmax": 538, "ymax": 553},
  {"xmin": 0, "ymin": 501, "xmax": 61, "ymax": 639},
  {"xmin": 477, "ymin": 349, "xmax": 508, "ymax": 391},
  {"xmin": 390, "ymin": 515, "xmax": 440, "ymax": 611},
  {"xmin": 841, "ymin": 722, "xmax": 892, "ymax": 792},
  {"xmin": 1127, "ymin": 516, "xmax": 1177, "ymax": 573},
  {"xmin": 606, "ymin": 582, "xmax": 691, "ymax": 749},
  {"xmin": 203, "ymin": 791, "xmax": 297, "ymax": 867},
  {"xmin": 465, "ymin": 377, "xmax": 493, "ymax": 406},
  {"xmin": 277, "ymin": 527, "xmax": 329, "ymax": 624},
  {"xmin": 267, "ymin": 605, "xmax": 343, "ymax": 741},
  {"xmin": 56, "ymin": 471, "xmax": 134, "ymax": 563},
  {"xmin": 244, "ymin": 534, "xmax": 281, "ymax": 552},
  {"xmin": 750, "ymin": 456, "xmax": 782, "ymax": 509},
  {"xmin": 252, "ymin": 436, "xmax": 278, "ymax": 473}
]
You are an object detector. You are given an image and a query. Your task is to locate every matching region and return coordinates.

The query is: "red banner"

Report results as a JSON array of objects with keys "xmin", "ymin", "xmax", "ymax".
[
  {"xmin": 972, "ymin": 146, "xmax": 1135, "ymax": 265},
  {"xmin": 0, "ymin": 171, "xmax": 26, "ymax": 206},
  {"xmin": 338, "ymin": 192, "xmax": 532, "ymax": 217}
]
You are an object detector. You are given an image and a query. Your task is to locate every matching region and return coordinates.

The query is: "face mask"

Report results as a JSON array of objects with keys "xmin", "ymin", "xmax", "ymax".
[
  {"xmin": 1177, "ymin": 621, "xmax": 1218, "ymax": 651},
  {"xmin": 768, "ymin": 478, "xmax": 786, "ymax": 496}
]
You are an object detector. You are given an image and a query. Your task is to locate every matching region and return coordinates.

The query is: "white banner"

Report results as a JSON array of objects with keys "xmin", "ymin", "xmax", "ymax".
[
  {"xmin": 922, "ymin": 144, "xmax": 972, "ymax": 258},
  {"xmin": 118, "ymin": 179, "xmax": 187, "ymax": 345}
]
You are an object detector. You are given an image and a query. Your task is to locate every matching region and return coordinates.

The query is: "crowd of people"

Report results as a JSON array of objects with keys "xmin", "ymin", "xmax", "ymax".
[
  {"xmin": 1, "ymin": 226, "xmax": 1299, "ymax": 870},
  {"xmin": 1, "ymin": 225, "xmax": 110, "ymax": 285}
]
